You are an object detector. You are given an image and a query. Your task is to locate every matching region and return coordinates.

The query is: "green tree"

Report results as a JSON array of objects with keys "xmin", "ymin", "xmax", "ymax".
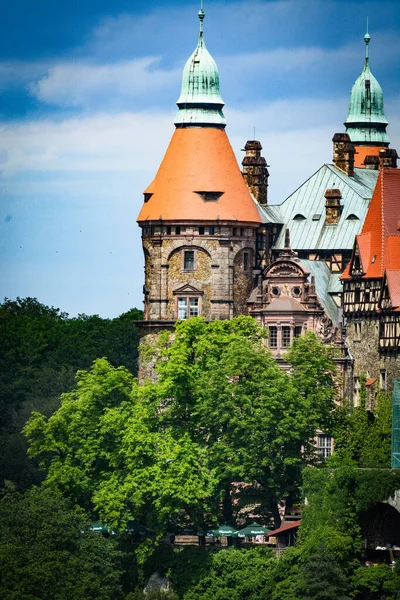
[
  {"xmin": 25, "ymin": 318, "xmax": 338, "ymax": 532},
  {"xmin": 182, "ymin": 547, "xmax": 277, "ymax": 600},
  {"xmin": 332, "ymin": 375, "xmax": 392, "ymax": 468},
  {"xmin": 156, "ymin": 319, "xmax": 337, "ymax": 526},
  {"xmin": 25, "ymin": 359, "xmax": 216, "ymax": 532},
  {"xmin": 352, "ymin": 564, "xmax": 400, "ymax": 600},
  {"xmin": 0, "ymin": 297, "xmax": 142, "ymax": 489},
  {"xmin": 294, "ymin": 546, "xmax": 351, "ymax": 600},
  {"xmin": 0, "ymin": 484, "xmax": 122, "ymax": 600}
]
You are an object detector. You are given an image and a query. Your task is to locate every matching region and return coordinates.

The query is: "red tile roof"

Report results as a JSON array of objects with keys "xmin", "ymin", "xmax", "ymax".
[
  {"xmin": 342, "ymin": 169, "xmax": 400, "ymax": 280},
  {"xmin": 137, "ymin": 128, "xmax": 261, "ymax": 224},
  {"xmin": 386, "ymin": 270, "xmax": 400, "ymax": 308}
]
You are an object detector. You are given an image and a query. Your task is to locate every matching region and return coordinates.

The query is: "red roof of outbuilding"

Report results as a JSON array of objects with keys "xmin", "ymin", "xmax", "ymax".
[
  {"xmin": 341, "ymin": 169, "xmax": 400, "ymax": 280},
  {"xmin": 265, "ymin": 520, "xmax": 301, "ymax": 537},
  {"xmin": 137, "ymin": 127, "xmax": 261, "ymax": 224}
]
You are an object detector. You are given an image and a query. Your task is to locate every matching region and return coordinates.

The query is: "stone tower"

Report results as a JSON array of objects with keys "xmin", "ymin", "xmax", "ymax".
[{"xmin": 137, "ymin": 7, "xmax": 261, "ymax": 325}]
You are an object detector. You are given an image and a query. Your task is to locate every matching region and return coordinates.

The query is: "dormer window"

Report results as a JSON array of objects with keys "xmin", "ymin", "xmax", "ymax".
[
  {"xmin": 346, "ymin": 214, "xmax": 360, "ymax": 220},
  {"xmin": 195, "ymin": 191, "xmax": 223, "ymax": 202},
  {"xmin": 312, "ymin": 213, "xmax": 321, "ymax": 221},
  {"xmin": 293, "ymin": 214, "xmax": 306, "ymax": 220},
  {"xmin": 144, "ymin": 193, "xmax": 153, "ymax": 203}
]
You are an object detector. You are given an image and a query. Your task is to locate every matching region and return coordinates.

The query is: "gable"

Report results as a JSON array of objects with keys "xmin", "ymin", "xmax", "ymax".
[{"xmin": 172, "ymin": 284, "xmax": 204, "ymax": 296}]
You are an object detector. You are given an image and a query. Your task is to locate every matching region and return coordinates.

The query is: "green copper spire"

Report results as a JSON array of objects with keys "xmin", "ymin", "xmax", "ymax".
[
  {"xmin": 174, "ymin": 3, "xmax": 226, "ymax": 128},
  {"xmin": 344, "ymin": 26, "xmax": 390, "ymax": 146}
]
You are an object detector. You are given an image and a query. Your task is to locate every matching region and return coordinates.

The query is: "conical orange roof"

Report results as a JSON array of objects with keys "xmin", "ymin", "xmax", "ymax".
[{"xmin": 137, "ymin": 127, "xmax": 261, "ymax": 224}]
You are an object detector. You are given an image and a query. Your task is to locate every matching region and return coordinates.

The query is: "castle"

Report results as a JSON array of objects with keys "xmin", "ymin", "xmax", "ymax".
[{"xmin": 136, "ymin": 7, "xmax": 399, "ymax": 414}]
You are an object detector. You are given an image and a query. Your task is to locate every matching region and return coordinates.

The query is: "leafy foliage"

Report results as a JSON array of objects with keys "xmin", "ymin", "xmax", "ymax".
[
  {"xmin": 155, "ymin": 319, "xmax": 338, "ymax": 526},
  {"xmin": 0, "ymin": 484, "xmax": 122, "ymax": 600},
  {"xmin": 352, "ymin": 564, "xmax": 400, "ymax": 600},
  {"xmin": 332, "ymin": 375, "xmax": 392, "ymax": 468},
  {"xmin": 182, "ymin": 547, "xmax": 277, "ymax": 600},
  {"xmin": 294, "ymin": 545, "xmax": 351, "ymax": 600},
  {"xmin": 25, "ymin": 359, "xmax": 217, "ymax": 532},
  {"xmin": 0, "ymin": 297, "xmax": 142, "ymax": 489}
]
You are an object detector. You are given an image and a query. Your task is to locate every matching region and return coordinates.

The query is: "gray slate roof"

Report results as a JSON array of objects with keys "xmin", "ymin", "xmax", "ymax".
[
  {"xmin": 263, "ymin": 164, "xmax": 378, "ymax": 251},
  {"xmin": 302, "ymin": 259, "xmax": 341, "ymax": 324}
]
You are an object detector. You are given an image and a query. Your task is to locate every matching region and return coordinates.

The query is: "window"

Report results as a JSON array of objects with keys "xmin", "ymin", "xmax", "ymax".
[
  {"xmin": 178, "ymin": 297, "xmax": 199, "ymax": 320},
  {"xmin": 199, "ymin": 226, "xmax": 205, "ymax": 235},
  {"xmin": 143, "ymin": 193, "xmax": 153, "ymax": 203},
  {"xmin": 269, "ymin": 326, "xmax": 278, "ymax": 349},
  {"xmin": 271, "ymin": 286, "xmax": 280, "ymax": 297},
  {"xmin": 195, "ymin": 191, "xmax": 223, "ymax": 202},
  {"xmin": 282, "ymin": 326, "xmax": 291, "ymax": 348},
  {"xmin": 353, "ymin": 377, "xmax": 360, "ymax": 406},
  {"xmin": 354, "ymin": 322, "xmax": 362, "ymax": 342},
  {"xmin": 166, "ymin": 226, "xmax": 171, "ymax": 234},
  {"xmin": 240, "ymin": 228, "xmax": 244, "ymax": 237},
  {"xmin": 294, "ymin": 326, "xmax": 302, "ymax": 338},
  {"xmin": 184, "ymin": 251, "xmax": 195, "ymax": 270},
  {"xmin": 208, "ymin": 226, "xmax": 215, "ymax": 235},
  {"xmin": 318, "ymin": 435, "xmax": 332, "ymax": 459},
  {"xmin": 292, "ymin": 286, "xmax": 301, "ymax": 298},
  {"xmin": 257, "ymin": 233, "xmax": 265, "ymax": 252},
  {"xmin": 243, "ymin": 252, "xmax": 250, "ymax": 272},
  {"xmin": 293, "ymin": 214, "xmax": 306, "ymax": 220},
  {"xmin": 233, "ymin": 228, "xmax": 239, "ymax": 236},
  {"xmin": 175, "ymin": 226, "xmax": 181, "ymax": 235},
  {"xmin": 380, "ymin": 370, "xmax": 387, "ymax": 391}
]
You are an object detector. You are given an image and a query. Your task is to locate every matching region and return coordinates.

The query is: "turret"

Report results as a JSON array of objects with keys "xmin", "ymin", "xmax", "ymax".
[
  {"xmin": 136, "ymin": 4, "xmax": 260, "ymax": 325},
  {"xmin": 344, "ymin": 26, "xmax": 391, "ymax": 167}
]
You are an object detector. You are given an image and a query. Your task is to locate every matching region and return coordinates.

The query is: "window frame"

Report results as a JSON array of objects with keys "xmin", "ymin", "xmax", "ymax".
[
  {"xmin": 177, "ymin": 296, "xmax": 200, "ymax": 320},
  {"xmin": 318, "ymin": 434, "xmax": 332, "ymax": 459},
  {"xmin": 183, "ymin": 250, "xmax": 195, "ymax": 271},
  {"xmin": 282, "ymin": 326, "xmax": 291, "ymax": 348},
  {"xmin": 269, "ymin": 326, "xmax": 278, "ymax": 349}
]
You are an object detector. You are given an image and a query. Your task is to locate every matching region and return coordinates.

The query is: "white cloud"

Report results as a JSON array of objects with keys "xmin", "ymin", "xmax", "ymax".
[
  {"xmin": 0, "ymin": 111, "xmax": 175, "ymax": 179},
  {"xmin": 29, "ymin": 58, "xmax": 181, "ymax": 107}
]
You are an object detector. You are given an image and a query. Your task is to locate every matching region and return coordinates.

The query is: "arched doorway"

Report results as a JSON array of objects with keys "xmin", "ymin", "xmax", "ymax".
[{"xmin": 361, "ymin": 502, "xmax": 400, "ymax": 549}]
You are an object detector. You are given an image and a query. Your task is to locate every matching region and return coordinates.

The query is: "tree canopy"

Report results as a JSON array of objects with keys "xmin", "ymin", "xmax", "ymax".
[
  {"xmin": 0, "ymin": 297, "xmax": 142, "ymax": 489},
  {"xmin": 0, "ymin": 484, "xmax": 122, "ymax": 600},
  {"xmin": 26, "ymin": 317, "xmax": 338, "ymax": 530}
]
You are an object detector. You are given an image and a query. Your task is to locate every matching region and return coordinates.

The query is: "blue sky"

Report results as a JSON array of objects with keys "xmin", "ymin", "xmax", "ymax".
[{"xmin": 1, "ymin": 0, "xmax": 399, "ymax": 317}]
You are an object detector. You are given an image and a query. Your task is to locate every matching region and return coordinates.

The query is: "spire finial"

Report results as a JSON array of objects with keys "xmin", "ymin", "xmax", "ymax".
[
  {"xmin": 364, "ymin": 18, "xmax": 370, "ymax": 62},
  {"xmin": 199, "ymin": 1, "xmax": 205, "ymax": 36}
]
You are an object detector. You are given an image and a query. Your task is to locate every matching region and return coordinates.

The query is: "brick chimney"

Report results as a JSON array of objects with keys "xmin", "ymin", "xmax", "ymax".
[
  {"xmin": 324, "ymin": 189, "xmax": 342, "ymax": 225},
  {"xmin": 332, "ymin": 133, "xmax": 355, "ymax": 176},
  {"xmin": 242, "ymin": 140, "xmax": 269, "ymax": 206},
  {"xmin": 379, "ymin": 148, "xmax": 398, "ymax": 169},
  {"xmin": 364, "ymin": 155, "xmax": 380, "ymax": 170}
]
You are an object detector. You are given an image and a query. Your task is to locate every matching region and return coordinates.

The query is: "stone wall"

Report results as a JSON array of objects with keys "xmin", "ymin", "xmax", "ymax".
[
  {"xmin": 140, "ymin": 223, "xmax": 258, "ymax": 322},
  {"xmin": 233, "ymin": 248, "xmax": 254, "ymax": 317},
  {"xmin": 346, "ymin": 316, "xmax": 400, "ymax": 404}
]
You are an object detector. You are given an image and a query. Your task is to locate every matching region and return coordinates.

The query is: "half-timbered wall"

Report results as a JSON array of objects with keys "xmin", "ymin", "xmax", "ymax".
[{"xmin": 343, "ymin": 279, "xmax": 381, "ymax": 314}]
